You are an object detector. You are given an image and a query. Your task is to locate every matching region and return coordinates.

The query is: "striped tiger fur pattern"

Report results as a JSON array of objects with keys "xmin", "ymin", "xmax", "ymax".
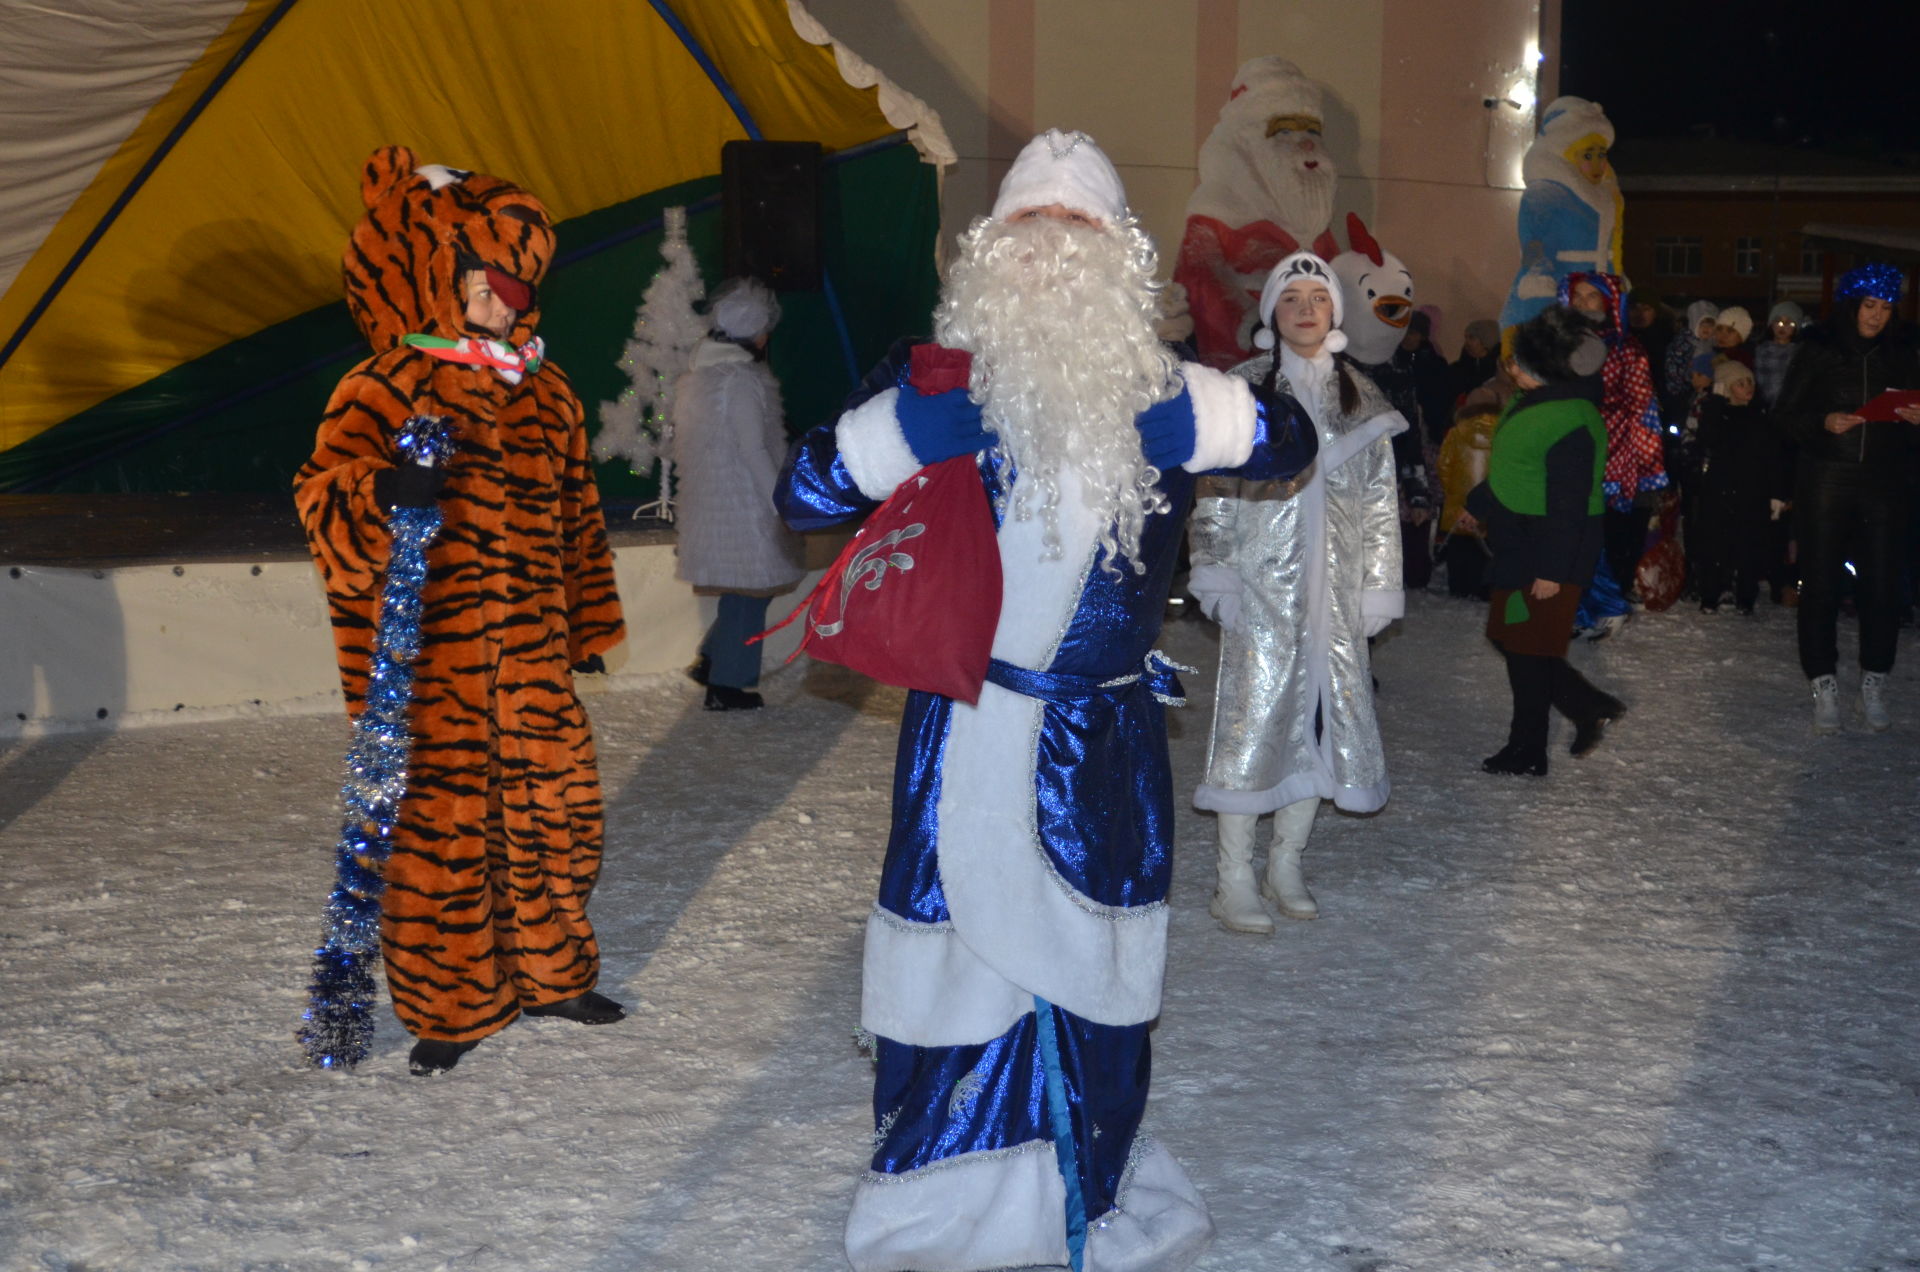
[{"xmin": 294, "ymin": 145, "xmax": 626, "ymax": 1044}]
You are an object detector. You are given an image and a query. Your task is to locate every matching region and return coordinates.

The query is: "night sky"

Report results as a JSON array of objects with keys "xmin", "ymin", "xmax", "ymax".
[{"xmin": 1560, "ymin": 0, "xmax": 1920, "ymax": 155}]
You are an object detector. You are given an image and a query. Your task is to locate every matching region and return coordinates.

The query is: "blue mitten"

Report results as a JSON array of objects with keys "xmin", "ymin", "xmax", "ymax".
[
  {"xmin": 894, "ymin": 387, "xmax": 993, "ymax": 465},
  {"xmin": 1134, "ymin": 389, "xmax": 1197, "ymax": 471}
]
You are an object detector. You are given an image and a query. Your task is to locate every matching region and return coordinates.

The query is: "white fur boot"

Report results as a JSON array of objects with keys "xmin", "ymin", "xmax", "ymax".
[
  {"xmin": 1262, "ymin": 797, "xmax": 1320, "ymax": 920},
  {"xmin": 1209, "ymin": 813, "xmax": 1273, "ymax": 935}
]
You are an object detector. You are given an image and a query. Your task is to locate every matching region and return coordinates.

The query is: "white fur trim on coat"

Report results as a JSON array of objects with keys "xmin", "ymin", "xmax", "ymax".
[
  {"xmin": 860, "ymin": 906, "xmax": 1032, "ymax": 1047},
  {"xmin": 1178, "ymin": 362, "xmax": 1256, "ymax": 472},
  {"xmin": 934, "ymin": 469, "xmax": 1169, "ymax": 1028},
  {"xmin": 847, "ymin": 1140, "xmax": 1068, "ymax": 1272},
  {"xmin": 836, "ymin": 387, "xmax": 921, "ymax": 500},
  {"xmin": 845, "ymin": 1137, "xmax": 1215, "ymax": 1272}
]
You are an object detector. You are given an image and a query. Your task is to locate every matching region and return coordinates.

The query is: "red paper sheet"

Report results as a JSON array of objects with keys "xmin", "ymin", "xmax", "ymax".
[{"xmin": 1856, "ymin": 389, "xmax": 1920, "ymax": 423}]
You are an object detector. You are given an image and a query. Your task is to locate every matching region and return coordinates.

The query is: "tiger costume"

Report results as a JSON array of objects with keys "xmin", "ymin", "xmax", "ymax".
[{"xmin": 295, "ymin": 145, "xmax": 626, "ymax": 1065}]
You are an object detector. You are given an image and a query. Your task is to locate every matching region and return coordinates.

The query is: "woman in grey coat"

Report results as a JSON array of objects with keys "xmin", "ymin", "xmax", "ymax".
[
  {"xmin": 1188, "ymin": 252, "xmax": 1405, "ymax": 930},
  {"xmin": 671, "ymin": 278, "xmax": 806, "ymax": 709}
]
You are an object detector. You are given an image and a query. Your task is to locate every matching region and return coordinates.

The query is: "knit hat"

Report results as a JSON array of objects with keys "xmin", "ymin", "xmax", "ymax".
[
  {"xmin": 1255, "ymin": 251, "xmax": 1347, "ymax": 354},
  {"xmin": 1837, "ymin": 262, "xmax": 1904, "ymax": 304},
  {"xmin": 1712, "ymin": 359, "xmax": 1755, "ymax": 397},
  {"xmin": 708, "ymin": 277, "xmax": 781, "ymax": 341},
  {"xmin": 1766, "ymin": 300, "xmax": 1805, "ymax": 329},
  {"xmin": 1716, "ymin": 306, "xmax": 1754, "ymax": 342},
  {"xmin": 1510, "ymin": 305, "xmax": 1606, "ymax": 384},
  {"xmin": 989, "ymin": 129, "xmax": 1127, "ymax": 224}
]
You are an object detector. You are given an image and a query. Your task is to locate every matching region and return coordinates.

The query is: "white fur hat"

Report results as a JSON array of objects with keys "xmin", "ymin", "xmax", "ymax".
[
  {"xmin": 708, "ymin": 277, "xmax": 781, "ymax": 341},
  {"xmin": 989, "ymin": 129, "xmax": 1128, "ymax": 224},
  {"xmin": 1255, "ymin": 251, "xmax": 1347, "ymax": 354},
  {"xmin": 1219, "ymin": 56, "xmax": 1324, "ymax": 126},
  {"xmin": 1716, "ymin": 305, "xmax": 1754, "ymax": 342}
]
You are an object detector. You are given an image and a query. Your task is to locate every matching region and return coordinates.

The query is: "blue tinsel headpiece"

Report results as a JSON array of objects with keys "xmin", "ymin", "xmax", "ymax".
[{"xmin": 1837, "ymin": 262, "xmax": 1904, "ymax": 304}]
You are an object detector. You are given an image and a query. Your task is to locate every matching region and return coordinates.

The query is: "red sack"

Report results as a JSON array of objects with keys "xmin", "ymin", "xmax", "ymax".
[
  {"xmin": 1635, "ymin": 490, "xmax": 1686, "ymax": 612},
  {"xmin": 757, "ymin": 345, "xmax": 1002, "ymax": 703}
]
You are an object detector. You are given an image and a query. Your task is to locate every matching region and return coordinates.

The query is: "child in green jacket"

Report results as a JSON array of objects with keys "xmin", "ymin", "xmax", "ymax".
[{"xmin": 1458, "ymin": 306, "xmax": 1625, "ymax": 775}]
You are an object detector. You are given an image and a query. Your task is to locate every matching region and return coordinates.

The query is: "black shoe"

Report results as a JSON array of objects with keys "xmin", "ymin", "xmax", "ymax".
[
  {"xmin": 1570, "ymin": 698, "xmax": 1625, "ymax": 758},
  {"xmin": 1482, "ymin": 745, "xmax": 1548, "ymax": 776},
  {"xmin": 522, "ymin": 990, "xmax": 626, "ymax": 1025},
  {"xmin": 1699, "ymin": 602, "xmax": 1719, "ymax": 614},
  {"xmin": 687, "ymin": 655, "xmax": 712, "ymax": 686},
  {"xmin": 704, "ymin": 685, "xmax": 764, "ymax": 711},
  {"xmin": 408, "ymin": 1038, "xmax": 479, "ymax": 1076},
  {"xmin": 1736, "ymin": 604, "xmax": 1755, "ymax": 617}
]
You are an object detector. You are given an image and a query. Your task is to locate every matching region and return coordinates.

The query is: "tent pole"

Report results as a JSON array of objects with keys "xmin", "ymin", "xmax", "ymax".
[{"xmin": 0, "ymin": 0, "xmax": 303, "ymax": 379}]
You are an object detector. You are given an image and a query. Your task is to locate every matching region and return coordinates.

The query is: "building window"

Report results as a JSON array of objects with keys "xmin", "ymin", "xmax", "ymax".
[
  {"xmin": 1800, "ymin": 244, "xmax": 1823, "ymax": 274},
  {"xmin": 1735, "ymin": 236, "xmax": 1762, "ymax": 276},
  {"xmin": 1653, "ymin": 237, "xmax": 1704, "ymax": 278}
]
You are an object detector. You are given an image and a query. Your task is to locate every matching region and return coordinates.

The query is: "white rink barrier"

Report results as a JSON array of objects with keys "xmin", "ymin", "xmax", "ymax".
[{"xmin": 0, "ymin": 536, "xmax": 835, "ymax": 738}]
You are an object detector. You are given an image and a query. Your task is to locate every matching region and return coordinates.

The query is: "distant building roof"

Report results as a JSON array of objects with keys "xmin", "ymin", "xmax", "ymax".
[
  {"xmin": 1612, "ymin": 138, "xmax": 1920, "ymax": 193},
  {"xmin": 1800, "ymin": 223, "xmax": 1920, "ymax": 266}
]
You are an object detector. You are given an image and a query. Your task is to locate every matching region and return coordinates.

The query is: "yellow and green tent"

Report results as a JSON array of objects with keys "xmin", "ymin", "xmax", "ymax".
[{"xmin": 0, "ymin": 0, "xmax": 952, "ymax": 496}]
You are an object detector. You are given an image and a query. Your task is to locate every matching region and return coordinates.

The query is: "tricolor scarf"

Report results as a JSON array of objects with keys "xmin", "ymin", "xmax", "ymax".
[
  {"xmin": 402, "ymin": 333, "xmax": 545, "ymax": 385},
  {"xmin": 1558, "ymin": 272, "xmax": 1667, "ymax": 510}
]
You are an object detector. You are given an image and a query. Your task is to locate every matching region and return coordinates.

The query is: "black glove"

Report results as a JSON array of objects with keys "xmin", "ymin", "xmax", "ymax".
[
  {"xmin": 373, "ymin": 464, "xmax": 447, "ymax": 510},
  {"xmin": 571, "ymin": 653, "xmax": 607, "ymax": 676}
]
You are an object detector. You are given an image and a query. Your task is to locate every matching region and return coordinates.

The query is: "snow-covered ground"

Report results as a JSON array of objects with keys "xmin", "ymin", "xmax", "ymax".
[{"xmin": 4, "ymin": 591, "xmax": 1917, "ymax": 1272}]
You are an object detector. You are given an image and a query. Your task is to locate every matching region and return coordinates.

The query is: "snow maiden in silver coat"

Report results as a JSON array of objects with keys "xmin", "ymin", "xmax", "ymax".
[
  {"xmin": 1189, "ymin": 249, "xmax": 1405, "ymax": 931},
  {"xmin": 775, "ymin": 130, "xmax": 1315, "ymax": 1272}
]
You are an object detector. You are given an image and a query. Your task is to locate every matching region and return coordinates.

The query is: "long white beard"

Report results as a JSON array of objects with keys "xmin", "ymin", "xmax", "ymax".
[
  {"xmin": 1249, "ymin": 140, "xmax": 1337, "ymax": 242},
  {"xmin": 935, "ymin": 216, "xmax": 1179, "ymax": 573}
]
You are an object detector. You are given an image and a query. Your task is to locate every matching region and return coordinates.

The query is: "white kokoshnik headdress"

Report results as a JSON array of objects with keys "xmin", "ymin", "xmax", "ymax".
[{"xmin": 1255, "ymin": 250, "xmax": 1347, "ymax": 353}]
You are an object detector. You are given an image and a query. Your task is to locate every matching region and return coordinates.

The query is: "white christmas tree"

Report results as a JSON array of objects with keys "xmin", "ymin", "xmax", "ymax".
[{"xmin": 595, "ymin": 205, "xmax": 707, "ymax": 520}]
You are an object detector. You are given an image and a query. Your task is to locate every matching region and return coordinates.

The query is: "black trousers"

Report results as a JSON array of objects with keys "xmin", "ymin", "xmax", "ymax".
[
  {"xmin": 1692, "ymin": 508, "xmax": 1771, "ymax": 610},
  {"xmin": 1504, "ymin": 651, "xmax": 1615, "ymax": 753},
  {"xmin": 1603, "ymin": 507, "xmax": 1646, "ymax": 596},
  {"xmin": 1795, "ymin": 474, "xmax": 1909, "ymax": 678}
]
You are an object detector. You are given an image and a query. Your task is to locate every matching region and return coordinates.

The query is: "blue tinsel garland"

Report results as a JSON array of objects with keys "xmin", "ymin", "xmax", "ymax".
[{"xmin": 299, "ymin": 415, "xmax": 455, "ymax": 1070}]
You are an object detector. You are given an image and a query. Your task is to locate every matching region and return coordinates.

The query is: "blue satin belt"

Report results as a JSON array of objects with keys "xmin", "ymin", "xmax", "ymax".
[{"xmin": 985, "ymin": 651, "xmax": 1190, "ymax": 707}]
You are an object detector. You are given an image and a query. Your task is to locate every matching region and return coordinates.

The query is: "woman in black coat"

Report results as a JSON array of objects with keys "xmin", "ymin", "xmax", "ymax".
[{"xmin": 1772, "ymin": 264, "xmax": 1920, "ymax": 733}]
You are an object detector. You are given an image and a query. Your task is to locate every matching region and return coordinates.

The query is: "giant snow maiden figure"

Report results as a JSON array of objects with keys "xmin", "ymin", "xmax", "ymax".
[
  {"xmin": 1188, "ymin": 251, "xmax": 1406, "ymax": 932},
  {"xmin": 1175, "ymin": 56, "xmax": 1341, "ymax": 370},
  {"xmin": 1500, "ymin": 96, "xmax": 1623, "ymax": 334}
]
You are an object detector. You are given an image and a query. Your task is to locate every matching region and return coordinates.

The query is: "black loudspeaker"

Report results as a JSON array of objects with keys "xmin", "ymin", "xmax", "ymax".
[{"xmin": 722, "ymin": 140, "xmax": 822, "ymax": 291}]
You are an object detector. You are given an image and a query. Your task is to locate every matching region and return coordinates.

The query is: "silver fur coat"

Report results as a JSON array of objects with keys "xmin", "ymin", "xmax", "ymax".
[{"xmin": 1190, "ymin": 346, "xmax": 1406, "ymax": 815}]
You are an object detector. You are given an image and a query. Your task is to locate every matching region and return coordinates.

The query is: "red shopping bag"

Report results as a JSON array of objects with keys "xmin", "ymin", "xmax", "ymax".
[{"xmin": 756, "ymin": 345, "xmax": 1002, "ymax": 702}]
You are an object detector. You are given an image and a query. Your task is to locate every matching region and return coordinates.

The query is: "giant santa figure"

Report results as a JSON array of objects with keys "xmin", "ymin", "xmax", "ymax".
[
  {"xmin": 1176, "ymin": 56, "xmax": 1342, "ymax": 370},
  {"xmin": 777, "ymin": 129, "xmax": 1316, "ymax": 1272}
]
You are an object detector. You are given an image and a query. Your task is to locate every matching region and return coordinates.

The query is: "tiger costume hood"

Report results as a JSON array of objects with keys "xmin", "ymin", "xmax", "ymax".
[{"xmin": 344, "ymin": 144, "xmax": 553, "ymax": 352}]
